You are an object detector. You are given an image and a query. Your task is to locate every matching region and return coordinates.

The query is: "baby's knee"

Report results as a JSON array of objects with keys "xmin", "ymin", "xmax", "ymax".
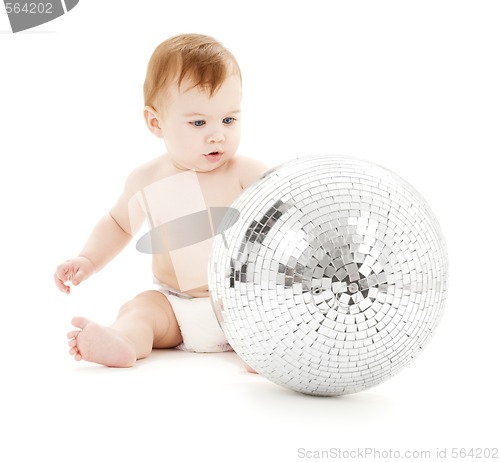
[
  {"xmin": 118, "ymin": 299, "xmax": 143, "ymax": 317},
  {"xmin": 119, "ymin": 290, "xmax": 168, "ymax": 315}
]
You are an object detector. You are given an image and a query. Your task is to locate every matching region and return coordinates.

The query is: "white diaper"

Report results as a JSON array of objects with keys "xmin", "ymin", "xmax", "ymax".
[{"xmin": 154, "ymin": 281, "xmax": 233, "ymax": 353}]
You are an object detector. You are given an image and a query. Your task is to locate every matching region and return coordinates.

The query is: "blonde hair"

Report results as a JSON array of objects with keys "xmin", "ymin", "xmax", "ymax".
[{"xmin": 143, "ymin": 34, "xmax": 241, "ymax": 109}]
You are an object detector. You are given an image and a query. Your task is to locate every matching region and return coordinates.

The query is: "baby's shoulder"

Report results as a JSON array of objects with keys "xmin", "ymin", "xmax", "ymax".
[
  {"xmin": 124, "ymin": 154, "xmax": 173, "ymax": 192},
  {"xmin": 233, "ymin": 155, "xmax": 269, "ymax": 189}
]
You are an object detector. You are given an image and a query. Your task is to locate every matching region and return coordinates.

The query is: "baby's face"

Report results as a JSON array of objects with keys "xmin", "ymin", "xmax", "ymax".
[{"xmin": 157, "ymin": 74, "xmax": 242, "ymax": 172}]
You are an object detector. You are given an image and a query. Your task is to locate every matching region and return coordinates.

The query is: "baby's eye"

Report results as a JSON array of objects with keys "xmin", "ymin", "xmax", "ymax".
[
  {"xmin": 222, "ymin": 117, "xmax": 235, "ymax": 125},
  {"xmin": 191, "ymin": 120, "xmax": 206, "ymax": 127}
]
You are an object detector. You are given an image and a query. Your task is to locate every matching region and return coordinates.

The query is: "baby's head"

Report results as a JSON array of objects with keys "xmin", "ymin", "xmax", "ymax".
[
  {"xmin": 144, "ymin": 34, "xmax": 242, "ymax": 172},
  {"xmin": 144, "ymin": 33, "xmax": 241, "ymax": 110}
]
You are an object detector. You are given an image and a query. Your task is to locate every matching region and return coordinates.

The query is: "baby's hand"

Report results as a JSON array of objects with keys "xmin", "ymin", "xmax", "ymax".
[{"xmin": 54, "ymin": 256, "xmax": 95, "ymax": 294}]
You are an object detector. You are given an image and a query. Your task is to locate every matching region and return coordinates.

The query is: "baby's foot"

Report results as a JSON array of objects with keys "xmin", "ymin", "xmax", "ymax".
[
  {"xmin": 244, "ymin": 361, "xmax": 258, "ymax": 374},
  {"xmin": 67, "ymin": 316, "xmax": 136, "ymax": 368}
]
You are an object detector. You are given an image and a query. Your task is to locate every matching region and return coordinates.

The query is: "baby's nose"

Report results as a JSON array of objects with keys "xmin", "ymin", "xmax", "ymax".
[{"xmin": 207, "ymin": 131, "xmax": 225, "ymax": 143}]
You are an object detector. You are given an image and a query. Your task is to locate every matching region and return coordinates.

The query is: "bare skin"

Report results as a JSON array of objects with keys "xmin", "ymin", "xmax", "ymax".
[
  {"xmin": 67, "ymin": 318, "xmax": 137, "ymax": 368},
  {"xmin": 66, "ymin": 291, "xmax": 182, "ymax": 367},
  {"xmin": 55, "ymin": 76, "xmax": 267, "ymax": 368}
]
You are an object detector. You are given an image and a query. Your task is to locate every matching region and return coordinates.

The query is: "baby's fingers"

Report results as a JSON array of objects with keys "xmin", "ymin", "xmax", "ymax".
[
  {"xmin": 71, "ymin": 266, "xmax": 89, "ymax": 286},
  {"xmin": 54, "ymin": 264, "xmax": 75, "ymax": 292},
  {"xmin": 55, "ymin": 262, "xmax": 74, "ymax": 280},
  {"xmin": 54, "ymin": 273, "xmax": 71, "ymax": 293}
]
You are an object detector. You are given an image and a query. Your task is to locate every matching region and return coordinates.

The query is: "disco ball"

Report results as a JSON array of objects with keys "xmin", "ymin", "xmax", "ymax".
[{"xmin": 208, "ymin": 155, "xmax": 448, "ymax": 396}]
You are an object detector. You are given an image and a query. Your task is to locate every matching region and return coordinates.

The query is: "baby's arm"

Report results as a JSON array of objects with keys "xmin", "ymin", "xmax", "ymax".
[
  {"xmin": 54, "ymin": 167, "xmax": 146, "ymax": 293},
  {"xmin": 54, "ymin": 214, "xmax": 131, "ymax": 293}
]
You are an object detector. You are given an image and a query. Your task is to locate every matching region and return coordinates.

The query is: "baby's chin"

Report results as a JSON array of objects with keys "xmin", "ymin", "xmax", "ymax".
[
  {"xmin": 167, "ymin": 152, "xmax": 234, "ymax": 172},
  {"xmin": 195, "ymin": 163, "xmax": 226, "ymax": 173}
]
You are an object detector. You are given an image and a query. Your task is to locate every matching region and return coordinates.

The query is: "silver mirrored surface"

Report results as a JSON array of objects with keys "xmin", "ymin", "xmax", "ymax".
[{"xmin": 209, "ymin": 155, "xmax": 448, "ymax": 396}]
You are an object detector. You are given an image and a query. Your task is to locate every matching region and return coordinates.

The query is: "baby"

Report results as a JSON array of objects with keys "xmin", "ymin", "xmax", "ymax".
[{"xmin": 54, "ymin": 34, "xmax": 267, "ymax": 368}]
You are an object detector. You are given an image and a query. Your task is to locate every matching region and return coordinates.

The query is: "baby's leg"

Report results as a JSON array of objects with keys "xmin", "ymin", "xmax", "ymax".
[{"xmin": 67, "ymin": 290, "xmax": 182, "ymax": 367}]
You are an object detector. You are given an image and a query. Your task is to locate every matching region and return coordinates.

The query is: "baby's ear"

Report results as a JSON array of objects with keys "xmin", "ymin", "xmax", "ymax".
[{"xmin": 144, "ymin": 106, "xmax": 163, "ymax": 138}]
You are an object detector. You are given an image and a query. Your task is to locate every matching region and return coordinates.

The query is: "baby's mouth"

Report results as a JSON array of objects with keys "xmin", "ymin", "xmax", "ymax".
[{"xmin": 204, "ymin": 151, "xmax": 224, "ymax": 160}]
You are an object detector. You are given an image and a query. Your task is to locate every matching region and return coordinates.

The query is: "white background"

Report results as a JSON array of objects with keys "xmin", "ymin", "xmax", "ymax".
[{"xmin": 1, "ymin": 1, "xmax": 499, "ymax": 461}]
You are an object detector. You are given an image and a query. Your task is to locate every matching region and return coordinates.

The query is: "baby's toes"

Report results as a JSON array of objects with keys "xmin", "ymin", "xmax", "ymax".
[
  {"xmin": 67, "ymin": 330, "xmax": 80, "ymax": 339},
  {"xmin": 68, "ymin": 338, "xmax": 79, "ymax": 357},
  {"xmin": 68, "ymin": 346, "xmax": 82, "ymax": 360}
]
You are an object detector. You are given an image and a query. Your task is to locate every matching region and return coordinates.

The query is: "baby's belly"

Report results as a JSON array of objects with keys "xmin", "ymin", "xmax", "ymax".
[{"xmin": 152, "ymin": 253, "xmax": 210, "ymax": 298}]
